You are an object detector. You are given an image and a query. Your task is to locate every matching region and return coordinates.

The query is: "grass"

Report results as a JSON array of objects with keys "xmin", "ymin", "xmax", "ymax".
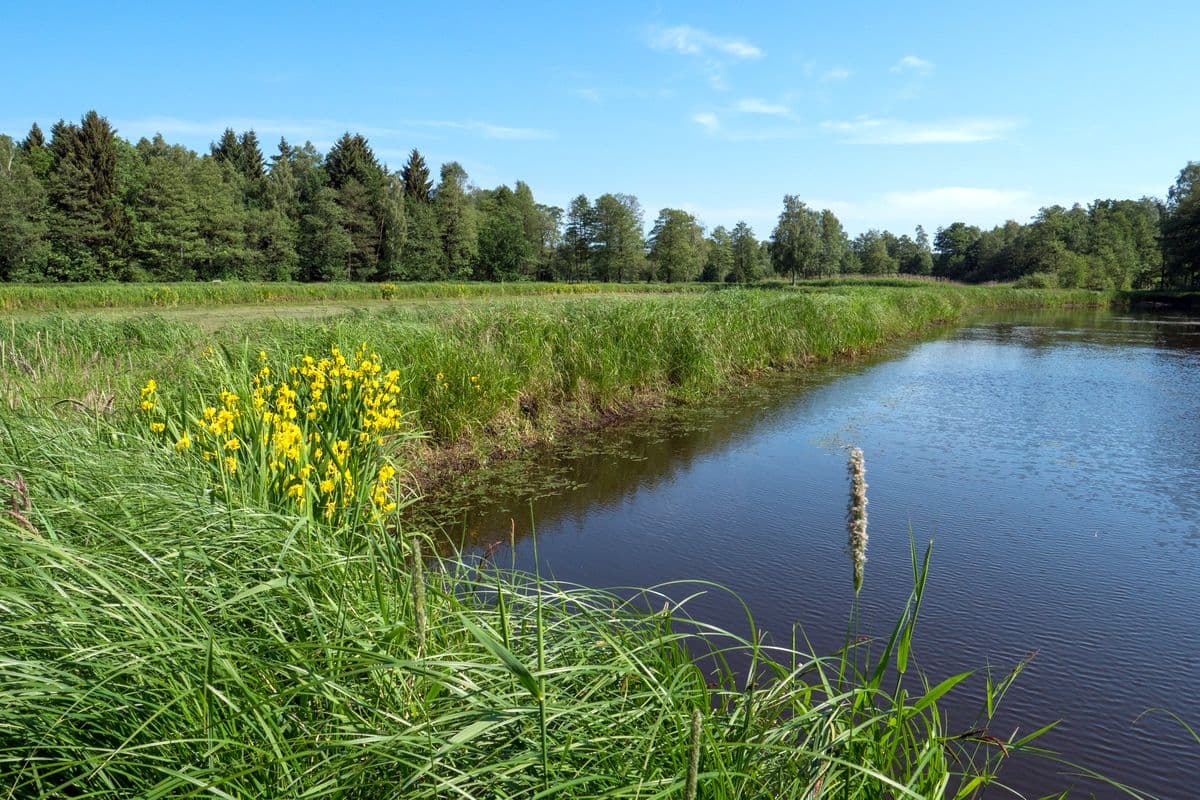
[
  {"xmin": 0, "ymin": 280, "xmax": 711, "ymax": 313},
  {"xmin": 0, "ymin": 283, "xmax": 1122, "ymax": 797}
]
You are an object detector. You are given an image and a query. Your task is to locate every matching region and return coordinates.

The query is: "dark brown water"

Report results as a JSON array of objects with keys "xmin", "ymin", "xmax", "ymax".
[{"xmin": 444, "ymin": 308, "xmax": 1200, "ymax": 798}]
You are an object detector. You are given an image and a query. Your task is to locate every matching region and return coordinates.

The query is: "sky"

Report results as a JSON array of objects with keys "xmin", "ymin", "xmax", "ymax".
[{"xmin": 3, "ymin": 0, "xmax": 1199, "ymax": 238}]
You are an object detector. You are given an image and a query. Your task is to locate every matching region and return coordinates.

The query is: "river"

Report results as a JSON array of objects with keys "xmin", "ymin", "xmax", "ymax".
[{"xmin": 439, "ymin": 308, "xmax": 1200, "ymax": 798}]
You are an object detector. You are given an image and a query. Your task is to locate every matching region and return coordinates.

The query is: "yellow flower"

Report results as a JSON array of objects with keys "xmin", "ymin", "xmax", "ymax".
[
  {"xmin": 140, "ymin": 379, "xmax": 157, "ymax": 397},
  {"xmin": 378, "ymin": 464, "xmax": 396, "ymax": 484},
  {"xmin": 224, "ymin": 438, "xmax": 240, "ymax": 451},
  {"xmin": 150, "ymin": 422, "xmax": 165, "ymax": 434},
  {"xmin": 224, "ymin": 455, "xmax": 238, "ymax": 474},
  {"xmin": 175, "ymin": 432, "xmax": 192, "ymax": 452},
  {"xmin": 319, "ymin": 479, "xmax": 335, "ymax": 494},
  {"xmin": 139, "ymin": 400, "xmax": 155, "ymax": 412}
]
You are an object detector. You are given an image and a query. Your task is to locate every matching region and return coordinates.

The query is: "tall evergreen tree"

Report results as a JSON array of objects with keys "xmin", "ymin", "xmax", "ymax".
[
  {"xmin": 211, "ymin": 128, "xmax": 242, "ymax": 166},
  {"xmin": 19, "ymin": 123, "xmax": 52, "ymax": 179},
  {"xmin": 401, "ymin": 149, "xmax": 433, "ymax": 201},
  {"xmin": 237, "ymin": 130, "xmax": 265, "ymax": 182},
  {"xmin": 44, "ymin": 111, "xmax": 127, "ymax": 280}
]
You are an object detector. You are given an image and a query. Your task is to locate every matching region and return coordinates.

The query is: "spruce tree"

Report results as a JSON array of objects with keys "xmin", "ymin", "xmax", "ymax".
[
  {"xmin": 401, "ymin": 149, "xmax": 432, "ymax": 201},
  {"xmin": 238, "ymin": 130, "xmax": 265, "ymax": 182},
  {"xmin": 211, "ymin": 128, "xmax": 242, "ymax": 166}
]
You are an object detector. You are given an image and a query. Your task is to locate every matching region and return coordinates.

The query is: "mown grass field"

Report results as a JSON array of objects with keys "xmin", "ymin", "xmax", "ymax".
[{"xmin": 0, "ymin": 283, "xmax": 1117, "ymax": 797}]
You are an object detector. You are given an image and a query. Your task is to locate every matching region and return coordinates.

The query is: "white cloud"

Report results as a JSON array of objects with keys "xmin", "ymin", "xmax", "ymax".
[
  {"xmin": 822, "ymin": 67, "xmax": 852, "ymax": 81},
  {"xmin": 891, "ymin": 55, "xmax": 934, "ymax": 74},
  {"xmin": 733, "ymin": 98, "xmax": 790, "ymax": 115},
  {"xmin": 649, "ymin": 25, "xmax": 763, "ymax": 59},
  {"xmin": 822, "ymin": 116, "xmax": 1018, "ymax": 144},
  {"xmin": 692, "ymin": 112, "xmax": 720, "ymax": 131}
]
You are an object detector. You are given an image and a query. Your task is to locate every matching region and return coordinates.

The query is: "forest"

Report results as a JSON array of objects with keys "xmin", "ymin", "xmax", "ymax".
[{"xmin": 1, "ymin": 110, "xmax": 1198, "ymax": 289}]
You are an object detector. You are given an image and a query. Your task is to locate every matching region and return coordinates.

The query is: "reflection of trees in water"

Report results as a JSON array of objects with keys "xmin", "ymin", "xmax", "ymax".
[{"xmin": 964, "ymin": 308, "xmax": 1200, "ymax": 354}]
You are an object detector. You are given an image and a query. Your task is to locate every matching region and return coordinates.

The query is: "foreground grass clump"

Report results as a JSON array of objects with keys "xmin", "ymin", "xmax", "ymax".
[{"xmin": 0, "ymin": 409, "xmax": 1041, "ymax": 798}]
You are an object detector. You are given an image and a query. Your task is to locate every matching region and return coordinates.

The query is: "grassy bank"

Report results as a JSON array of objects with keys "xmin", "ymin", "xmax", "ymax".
[
  {"xmin": 0, "ymin": 285, "xmax": 1116, "ymax": 796},
  {"xmin": 3, "ymin": 285, "xmax": 1108, "ymax": 438},
  {"xmin": 0, "ymin": 280, "xmax": 709, "ymax": 313}
]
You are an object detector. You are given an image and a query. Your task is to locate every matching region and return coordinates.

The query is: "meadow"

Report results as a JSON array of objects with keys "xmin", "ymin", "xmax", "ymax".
[{"xmin": 0, "ymin": 282, "xmax": 1122, "ymax": 797}]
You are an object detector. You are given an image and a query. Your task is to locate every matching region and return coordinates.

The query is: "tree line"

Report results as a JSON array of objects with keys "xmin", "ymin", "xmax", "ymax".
[{"xmin": 1, "ymin": 111, "xmax": 1198, "ymax": 289}]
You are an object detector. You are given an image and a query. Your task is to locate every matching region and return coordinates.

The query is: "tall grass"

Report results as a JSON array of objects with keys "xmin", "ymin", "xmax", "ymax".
[
  {"xmin": 0, "ymin": 413, "xmax": 1047, "ymax": 798},
  {"xmin": 0, "ymin": 280, "xmax": 711, "ymax": 313},
  {"xmin": 2, "ymin": 286, "xmax": 1109, "ymax": 442}
]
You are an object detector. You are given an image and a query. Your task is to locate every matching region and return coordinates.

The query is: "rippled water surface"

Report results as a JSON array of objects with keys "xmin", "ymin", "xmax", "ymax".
[{"xmin": 449, "ymin": 308, "xmax": 1200, "ymax": 798}]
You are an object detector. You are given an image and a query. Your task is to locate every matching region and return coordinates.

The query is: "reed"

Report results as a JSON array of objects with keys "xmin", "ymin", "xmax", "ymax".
[{"xmin": 847, "ymin": 446, "xmax": 868, "ymax": 593}]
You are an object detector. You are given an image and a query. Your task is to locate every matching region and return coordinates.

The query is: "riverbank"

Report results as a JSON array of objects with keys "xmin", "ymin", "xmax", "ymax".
[{"xmin": 0, "ymin": 284, "xmax": 1113, "ymax": 796}]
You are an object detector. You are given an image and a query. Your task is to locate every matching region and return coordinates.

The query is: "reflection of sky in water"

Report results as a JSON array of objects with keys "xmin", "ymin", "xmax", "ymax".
[{"xmin": 453, "ymin": 309, "xmax": 1200, "ymax": 798}]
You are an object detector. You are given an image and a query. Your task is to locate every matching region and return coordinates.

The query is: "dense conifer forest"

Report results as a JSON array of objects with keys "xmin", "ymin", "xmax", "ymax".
[{"xmin": 1, "ymin": 111, "xmax": 1197, "ymax": 289}]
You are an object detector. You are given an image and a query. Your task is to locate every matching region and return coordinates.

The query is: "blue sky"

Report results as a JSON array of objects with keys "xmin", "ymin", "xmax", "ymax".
[{"xmin": 4, "ymin": 1, "xmax": 1199, "ymax": 238}]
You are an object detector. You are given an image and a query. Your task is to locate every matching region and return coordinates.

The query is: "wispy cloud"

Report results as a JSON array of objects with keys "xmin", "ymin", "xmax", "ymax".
[
  {"xmin": 418, "ymin": 120, "xmax": 554, "ymax": 140},
  {"xmin": 573, "ymin": 88, "xmax": 603, "ymax": 104},
  {"xmin": 115, "ymin": 116, "xmax": 555, "ymax": 144},
  {"xmin": 648, "ymin": 25, "xmax": 763, "ymax": 59},
  {"xmin": 692, "ymin": 112, "xmax": 720, "ymax": 131},
  {"xmin": 733, "ymin": 98, "xmax": 790, "ymax": 115},
  {"xmin": 822, "ymin": 67, "xmax": 853, "ymax": 81},
  {"xmin": 822, "ymin": 115, "xmax": 1018, "ymax": 144},
  {"xmin": 891, "ymin": 55, "xmax": 934, "ymax": 74}
]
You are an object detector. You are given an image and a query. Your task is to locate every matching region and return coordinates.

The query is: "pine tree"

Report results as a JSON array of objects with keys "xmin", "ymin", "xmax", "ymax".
[
  {"xmin": 19, "ymin": 123, "xmax": 52, "ymax": 179},
  {"xmin": 401, "ymin": 149, "xmax": 433, "ymax": 201}
]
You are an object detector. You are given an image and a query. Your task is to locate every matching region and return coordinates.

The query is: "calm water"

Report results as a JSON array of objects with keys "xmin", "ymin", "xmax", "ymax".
[{"xmin": 448, "ymin": 308, "xmax": 1200, "ymax": 798}]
